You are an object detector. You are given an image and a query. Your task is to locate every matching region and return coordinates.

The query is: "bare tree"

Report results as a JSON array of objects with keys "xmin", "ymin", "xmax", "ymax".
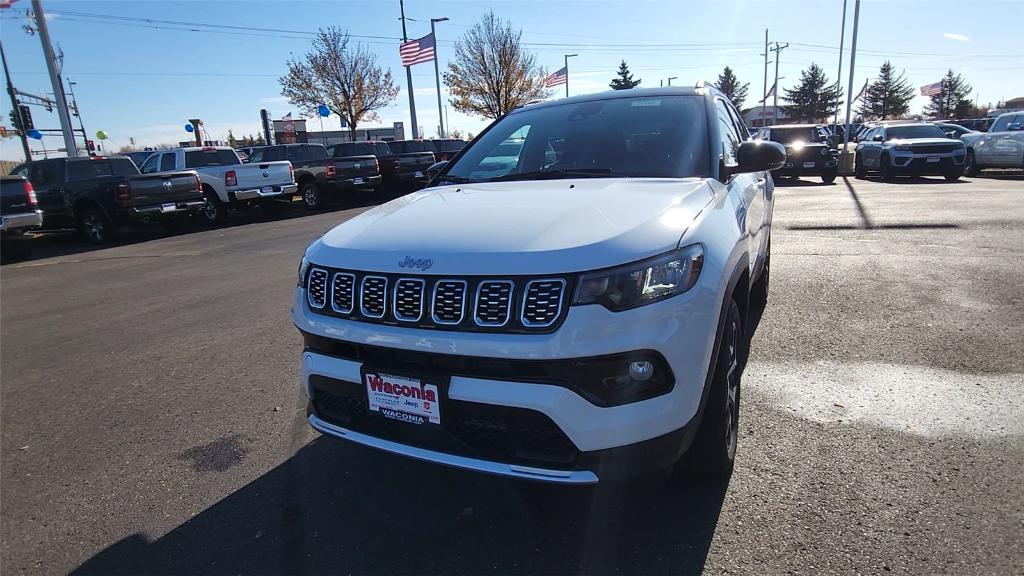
[
  {"xmin": 280, "ymin": 27, "xmax": 399, "ymax": 136},
  {"xmin": 444, "ymin": 11, "xmax": 549, "ymax": 119}
]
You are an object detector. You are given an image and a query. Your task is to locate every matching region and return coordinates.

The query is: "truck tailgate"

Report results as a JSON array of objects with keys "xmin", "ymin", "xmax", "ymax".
[
  {"xmin": 396, "ymin": 153, "xmax": 436, "ymax": 174},
  {"xmin": 233, "ymin": 161, "xmax": 294, "ymax": 189},
  {"xmin": 126, "ymin": 172, "xmax": 202, "ymax": 207},
  {"xmin": 333, "ymin": 155, "xmax": 380, "ymax": 178}
]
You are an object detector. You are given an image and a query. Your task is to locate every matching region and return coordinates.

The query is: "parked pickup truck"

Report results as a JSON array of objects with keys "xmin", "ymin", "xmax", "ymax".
[
  {"xmin": 293, "ymin": 85, "xmax": 786, "ymax": 485},
  {"xmin": 960, "ymin": 111, "xmax": 1024, "ymax": 175},
  {"xmin": 1, "ymin": 175, "xmax": 42, "ymax": 258},
  {"xmin": 140, "ymin": 146, "xmax": 296, "ymax": 225},
  {"xmin": 8, "ymin": 156, "xmax": 204, "ymax": 244},
  {"xmin": 384, "ymin": 140, "xmax": 437, "ymax": 186},
  {"xmin": 248, "ymin": 143, "xmax": 381, "ymax": 210}
]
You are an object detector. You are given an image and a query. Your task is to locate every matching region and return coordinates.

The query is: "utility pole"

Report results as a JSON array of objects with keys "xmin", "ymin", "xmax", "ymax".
[
  {"xmin": 834, "ymin": 0, "xmax": 848, "ymax": 125},
  {"xmin": 770, "ymin": 42, "xmax": 788, "ymax": 125},
  {"xmin": 399, "ymin": 0, "xmax": 417, "ymax": 140},
  {"xmin": 762, "ymin": 29, "xmax": 769, "ymax": 122},
  {"xmin": 32, "ymin": 0, "xmax": 78, "ymax": 157},
  {"xmin": 1, "ymin": 39, "xmax": 31, "ymax": 160},
  {"xmin": 842, "ymin": 0, "xmax": 861, "ymax": 152},
  {"xmin": 66, "ymin": 78, "xmax": 88, "ymax": 152},
  {"xmin": 430, "ymin": 17, "xmax": 448, "ymax": 139},
  {"xmin": 564, "ymin": 54, "xmax": 578, "ymax": 98},
  {"xmin": 667, "ymin": 77, "xmax": 678, "ymax": 86}
]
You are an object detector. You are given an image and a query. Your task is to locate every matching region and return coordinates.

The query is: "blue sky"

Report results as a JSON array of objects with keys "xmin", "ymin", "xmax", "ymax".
[{"xmin": 1, "ymin": 0, "xmax": 1021, "ymax": 160}]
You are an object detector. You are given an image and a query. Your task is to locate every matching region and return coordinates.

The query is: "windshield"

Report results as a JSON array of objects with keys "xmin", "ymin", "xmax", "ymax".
[
  {"xmin": 332, "ymin": 143, "xmax": 383, "ymax": 157},
  {"xmin": 443, "ymin": 95, "xmax": 709, "ymax": 182},
  {"xmin": 769, "ymin": 127, "xmax": 821, "ymax": 144},
  {"xmin": 887, "ymin": 125, "xmax": 946, "ymax": 140},
  {"xmin": 184, "ymin": 149, "xmax": 241, "ymax": 167}
]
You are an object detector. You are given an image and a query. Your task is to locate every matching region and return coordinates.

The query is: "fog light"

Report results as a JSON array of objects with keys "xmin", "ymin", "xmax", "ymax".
[{"xmin": 629, "ymin": 360, "xmax": 655, "ymax": 381}]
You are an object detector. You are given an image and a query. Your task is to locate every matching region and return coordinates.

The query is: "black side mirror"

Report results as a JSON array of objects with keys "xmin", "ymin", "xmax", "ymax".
[
  {"xmin": 735, "ymin": 140, "xmax": 786, "ymax": 174},
  {"xmin": 425, "ymin": 160, "xmax": 448, "ymax": 182},
  {"xmin": 872, "ymin": 134, "xmax": 883, "ymax": 142}
]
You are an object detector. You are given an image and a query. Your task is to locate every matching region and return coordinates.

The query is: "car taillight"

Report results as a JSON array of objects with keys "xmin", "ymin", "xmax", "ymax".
[
  {"xmin": 375, "ymin": 158, "xmax": 380, "ymax": 172},
  {"xmin": 116, "ymin": 180, "xmax": 132, "ymax": 204},
  {"xmin": 225, "ymin": 170, "xmax": 237, "ymax": 187},
  {"xmin": 326, "ymin": 164, "xmax": 336, "ymax": 179},
  {"xmin": 194, "ymin": 173, "xmax": 202, "ymax": 192},
  {"xmin": 289, "ymin": 163, "xmax": 295, "ymax": 183},
  {"xmin": 23, "ymin": 180, "xmax": 37, "ymax": 207}
]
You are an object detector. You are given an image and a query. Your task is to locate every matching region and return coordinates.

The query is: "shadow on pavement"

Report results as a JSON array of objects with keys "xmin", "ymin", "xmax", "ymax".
[
  {"xmin": 772, "ymin": 176, "xmax": 835, "ymax": 187},
  {"xmin": 73, "ymin": 438, "xmax": 729, "ymax": 575}
]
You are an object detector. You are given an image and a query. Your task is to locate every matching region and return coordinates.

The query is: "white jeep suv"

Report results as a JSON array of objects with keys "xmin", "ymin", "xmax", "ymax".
[{"xmin": 292, "ymin": 85, "xmax": 785, "ymax": 484}]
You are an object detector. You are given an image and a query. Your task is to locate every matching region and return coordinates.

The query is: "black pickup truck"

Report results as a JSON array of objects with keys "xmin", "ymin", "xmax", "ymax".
[
  {"xmin": 329, "ymin": 141, "xmax": 435, "ymax": 189},
  {"xmin": 248, "ymin": 143, "xmax": 381, "ymax": 210},
  {"xmin": 382, "ymin": 140, "xmax": 438, "ymax": 186},
  {"xmin": 7, "ymin": 156, "xmax": 204, "ymax": 244}
]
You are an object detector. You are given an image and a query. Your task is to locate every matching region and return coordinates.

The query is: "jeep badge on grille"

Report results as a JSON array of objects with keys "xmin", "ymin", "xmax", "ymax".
[{"xmin": 398, "ymin": 256, "xmax": 433, "ymax": 271}]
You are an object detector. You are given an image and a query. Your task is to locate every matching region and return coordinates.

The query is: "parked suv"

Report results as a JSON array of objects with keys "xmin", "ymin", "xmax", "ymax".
[
  {"xmin": 855, "ymin": 122, "xmax": 966, "ymax": 181},
  {"xmin": 755, "ymin": 124, "xmax": 838, "ymax": 183},
  {"xmin": 292, "ymin": 85, "xmax": 785, "ymax": 484},
  {"xmin": 247, "ymin": 143, "xmax": 381, "ymax": 209},
  {"xmin": 960, "ymin": 112, "xmax": 1024, "ymax": 175}
]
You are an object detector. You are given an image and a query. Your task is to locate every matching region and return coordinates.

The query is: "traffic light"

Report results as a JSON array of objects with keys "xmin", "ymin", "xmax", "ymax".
[
  {"xmin": 8, "ymin": 108, "xmax": 21, "ymax": 131},
  {"xmin": 18, "ymin": 105, "xmax": 33, "ymax": 130},
  {"xmin": 86, "ymin": 139, "xmax": 95, "ymax": 152}
]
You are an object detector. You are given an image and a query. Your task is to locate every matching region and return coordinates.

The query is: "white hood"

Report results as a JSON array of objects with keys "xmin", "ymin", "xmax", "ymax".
[{"xmin": 306, "ymin": 178, "xmax": 715, "ymax": 275}]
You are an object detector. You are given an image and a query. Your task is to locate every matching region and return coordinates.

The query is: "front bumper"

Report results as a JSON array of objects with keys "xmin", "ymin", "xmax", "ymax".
[
  {"xmin": 0, "ymin": 210, "xmax": 43, "ymax": 232},
  {"xmin": 233, "ymin": 183, "xmax": 299, "ymax": 201},
  {"xmin": 777, "ymin": 156, "xmax": 838, "ymax": 176},
  {"xmin": 890, "ymin": 151, "xmax": 965, "ymax": 174},
  {"xmin": 292, "ymin": 275, "xmax": 719, "ymax": 483}
]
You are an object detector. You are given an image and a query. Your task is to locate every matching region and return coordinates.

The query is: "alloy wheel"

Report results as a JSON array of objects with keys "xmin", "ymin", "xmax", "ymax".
[{"xmin": 724, "ymin": 316, "xmax": 740, "ymax": 461}]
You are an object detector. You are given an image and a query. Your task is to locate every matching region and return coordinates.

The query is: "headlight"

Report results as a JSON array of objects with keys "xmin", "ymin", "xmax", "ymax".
[
  {"xmin": 297, "ymin": 256, "xmax": 310, "ymax": 287},
  {"xmin": 572, "ymin": 244, "xmax": 704, "ymax": 311}
]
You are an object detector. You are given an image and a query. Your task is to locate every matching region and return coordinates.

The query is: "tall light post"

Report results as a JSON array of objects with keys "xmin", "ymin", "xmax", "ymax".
[
  {"xmin": 31, "ymin": 0, "xmax": 77, "ymax": 157},
  {"xmin": 564, "ymin": 54, "xmax": 577, "ymax": 98},
  {"xmin": 399, "ymin": 0, "xmax": 417, "ymax": 140},
  {"xmin": 667, "ymin": 77, "xmax": 678, "ymax": 86},
  {"xmin": 842, "ymin": 0, "xmax": 861, "ymax": 152},
  {"xmin": 430, "ymin": 17, "xmax": 448, "ymax": 139},
  {"xmin": 834, "ymin": 0, "xmax": 849, "ymax": 126}
]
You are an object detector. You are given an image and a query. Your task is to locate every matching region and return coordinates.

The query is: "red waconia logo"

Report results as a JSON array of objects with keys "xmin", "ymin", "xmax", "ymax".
[{"xmin": 368, "ymin": 374, "xmax": 437, "ymax": 402}]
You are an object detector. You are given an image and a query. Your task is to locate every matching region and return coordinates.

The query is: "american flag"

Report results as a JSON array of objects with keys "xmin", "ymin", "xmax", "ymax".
[
  {"xmin": 920, "ymin": 81, "xmax": 943, "ymax": 97},
  {"xmin": 400, "ymin": 33, "xmax": 436, "ymax": 66},
  {"xmin": 545, "ymin": 67, "xmax": 567, "ymax": 88}
]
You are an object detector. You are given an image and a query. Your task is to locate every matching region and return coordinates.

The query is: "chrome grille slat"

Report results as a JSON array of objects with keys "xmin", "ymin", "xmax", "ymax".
[
  {"xmin": 330, "ymin": 272, "xmax": 356, "ymax": 314},
  {"xmin": 474, "ymin": 280, "xmax": 514, "ymax": 327},
  {"xmin": 360, "ymin": 276, "xmax": 388, "ymax": 318},
  {"xmin": 432, "ymin": 280, "xmax": 468, "ymax": 325},
  {"xmin": 307, "ymin": 268, "xmax": 328, "ymax": 309},
  {"xmin": 521, "ymin": 279, "xmax": 566, "ymax": 328},
  {"xmin": 393, "ymin": 278, "xmax": 425, "ymax": 322}
]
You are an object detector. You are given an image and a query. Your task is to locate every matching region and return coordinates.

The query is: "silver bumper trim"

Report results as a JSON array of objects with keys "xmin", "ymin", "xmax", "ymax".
[
  {"xmin": 233, "ymin": 183, "xmax": 298, "ymax": 201},
  {"xmin": 308, "ymin": 414, "xmax": 599, "ymax": 485},
  {"xmin": 131, "ymin": 200, "xmax": 207, "ymax": 215},
  {"xmin": 0, "ymin": 210, "xmax": 43, "ymax": 231}
]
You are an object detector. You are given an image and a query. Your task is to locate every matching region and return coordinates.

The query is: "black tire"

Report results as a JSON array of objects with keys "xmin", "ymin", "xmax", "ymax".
[
  {"xmin": 854, "ymin": 155, "xmax": 867, "ymax": 179},
  {"xmin": 879, "ymin": 153, "xmax": 895, "ymax": 182},
  {"xmin": 752, "ymin": 240, "xmax": 770, "ymax": 309},
  {"xmin": 199, "ymin": 190, "xmax": 226, "ymax": 226},
  {"xmin": 963, "ymin": 149, "xmax": 980, "ymax": 177},
  {"xmin": 300, "ymin": 182, "xmax": 324, "ymax": 210},
  {"xmin": 821, "ymin": 168, "xmax": 837, "ymax": 184},
  {"xmin": 685, "ymin": 298, "xmax": 742, "ymax": 482},
  {"xmin": 77, "ymin": 205, "xmax": 115, "ymax": 245},
  {"xmin": 944, "ymin": 169, "xmax": 962, "ymax": 182}
]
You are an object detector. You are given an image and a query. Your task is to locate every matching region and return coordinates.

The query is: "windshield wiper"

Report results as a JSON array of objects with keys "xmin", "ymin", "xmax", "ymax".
[
  {"xmin": 438, "ymin": 175, "xmax": 473, "ymax": 184},
  {"xmin": 489, "ymin": 168, "xmax": 621, "ymax": 182}
]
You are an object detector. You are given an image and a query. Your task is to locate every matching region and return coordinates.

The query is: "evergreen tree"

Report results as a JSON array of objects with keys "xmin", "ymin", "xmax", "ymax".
[
  {"xmin": 857, "ymin": 62, "xmax": 915, "ymax": 120},
  {"xmin": 780, "ymin": 63, "xmax": 843, "ymax": 122},
  {"xmin": 714, "ymin": 66, "xmax": 749, "ymax": 109},
  {"xmin": 609, "ymin": 60, "xmax": 641, "ymax": 90},
  {"xmin": 923, "ymin": 69, "xmax": 973, "ymax": 119},
  {"xmin": 255, "ymin": 133, "xmax": 266, "ymax": 145},
  {"xmin": 227, "ymin": 129, "xmax": 238, "ymax": 148}
]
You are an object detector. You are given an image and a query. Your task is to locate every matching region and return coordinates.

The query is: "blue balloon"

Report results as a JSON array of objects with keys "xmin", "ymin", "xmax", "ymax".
[
  {"xmin": 318, "ymin": 104, "xmax": 330, "ymax": 117},
  {"xmin": 27, "ymin": 129, "xmax": 42, "ymax": 140},
  {"xmin": 184, "ymin": 124, "xmax": 194, "ymax": 132}
]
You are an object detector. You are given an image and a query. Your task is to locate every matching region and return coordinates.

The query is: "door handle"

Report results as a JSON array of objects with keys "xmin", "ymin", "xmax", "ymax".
[{"xmin": 756, "ymin": 178, "xmax": 767, "ymax": 187}]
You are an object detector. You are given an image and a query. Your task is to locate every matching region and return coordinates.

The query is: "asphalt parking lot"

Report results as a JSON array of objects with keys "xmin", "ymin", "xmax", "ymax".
[{"xmin": 2, "ymin": 174, "xmax": 1022, "ymax": 575}]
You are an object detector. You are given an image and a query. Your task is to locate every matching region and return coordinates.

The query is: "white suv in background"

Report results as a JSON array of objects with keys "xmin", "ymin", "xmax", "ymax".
[
  {"xmin": 292, "ymin": 86, "xmax": 785, "ymax": 485},
  {"xmin": 961, "ymin": 112, "xmax": 1024, "ymax": 175}
]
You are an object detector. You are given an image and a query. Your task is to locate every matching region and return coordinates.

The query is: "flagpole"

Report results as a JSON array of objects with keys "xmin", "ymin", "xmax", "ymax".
[
  {"xmin": 431, "ymin": 17, "xmax": 448, "ymax": 139},
  {"xmin": 400, "ymin": 0, "xmax": 418, "ymax": 140},
  {"xmin": 834, "ymin": 0, "xmax": 848, "ymax": 126},
  {"xmin": 842, "ymin": 0, "xmax": 860, "ymax": 153}
]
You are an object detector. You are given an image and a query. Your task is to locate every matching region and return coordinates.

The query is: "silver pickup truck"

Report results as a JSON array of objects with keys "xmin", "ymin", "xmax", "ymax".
[
  {"xmin": 140, "ymin": 146, "xmax": 296, "ymax": 225},
  {"xmin": 961, "ymin": 112, "xmax": 1024, "ymax": 176}
]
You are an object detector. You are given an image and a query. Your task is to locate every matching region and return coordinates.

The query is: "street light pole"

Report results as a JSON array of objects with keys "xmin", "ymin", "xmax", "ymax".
[
  {"xmin": 431, "ymin": 17, "xmax": 449, "ymax": 139},
  {"xmin": 399, "ymin": 0, "xmax": 417, "ymax": 139},
  {"xmin": 667, "ymin": 77, "xmax": 678, "ymax": 86},
  {"xmin": 66, "ymin": 78, "xmax": 88, "ymax": 152},
  {"xmin": 0, "ymin": 38, "xmax": 31, "ymax": 160},
  {"xmin": 834, "ymin": 0, "xmax": 848, "ymax": 126},
  {"xmin": 564, "ymin": 54, "xmax": 577, "ymax": 98},
  {"xmin": 32, "ymin": 0, "xmax": 78, "ymax": 157},
  {"xmin": 842, "ymin": 0, "xmax": 861, "ymax": 152}
]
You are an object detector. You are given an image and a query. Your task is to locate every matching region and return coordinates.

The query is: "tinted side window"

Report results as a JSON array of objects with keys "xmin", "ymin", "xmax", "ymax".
[
  {"xmin": 375, "ymin": 143, "xmax": 392, "ymax": 155},
  {"xmin": 304, "ymin": 145, "xmax": 329, "ymax": 161},
  {"xmin": 185, "ymin": 150, "xmax": 240, "ymax": 167},
  {"xmin": 140, "ymin": 154, "xmax": 160, "ymax": 174},
  {"xmin": 714, "ymin": 99, "xmax": 741, "ymax": 167},
  {"xmin": 990, "ymin": 116, "xmax": 1011, "ymax": 133},
  {"xmin": 30, "ymin": 162, "xmax": 58, "ymax": 187},
  {"xmin": 248, "ymin": 149, "xmax": 264, "ymax": 163},
  {"xmin": 67, "ymin": 159, "xmax": 135, "ymax": 180},
  {"xmin": 160, "ymin": 153, "xmax": 176, "ymax": 171}
]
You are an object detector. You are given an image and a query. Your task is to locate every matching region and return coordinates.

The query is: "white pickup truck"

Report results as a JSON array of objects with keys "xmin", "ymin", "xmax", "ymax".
[
  {"xmin": 961, "ymin": 111, "xmax": 1024, "ymax": 176},
  {"xmin": 140, "ymin": 146, "xmax": 296, "ymax": 224}
]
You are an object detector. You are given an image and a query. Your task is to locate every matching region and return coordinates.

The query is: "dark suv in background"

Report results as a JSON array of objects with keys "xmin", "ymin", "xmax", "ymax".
[{"xmin": 755, "ymin": 124, "xmax": 838, "ymax": 183}]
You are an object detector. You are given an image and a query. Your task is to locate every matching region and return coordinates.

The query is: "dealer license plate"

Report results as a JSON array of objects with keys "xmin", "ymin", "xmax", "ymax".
[
  {"xmin": 365, "ymin": 372, "xmax": 440, "ymax": 425},
  {"xmin": 160, "ymin": 203, "xmax": 176, "ymax": 212},
  {"xmin": 353, "ymin": 177, "xmax": 364, "ymax": 184},
  {"xmin": 926, "ymin": 156, "xmax": 940, "ymax": 163},
  {"xmin": 261, "ymin": 186, "xmax": 275, "ymax": 194},
  {"xmin": 803, "ymin": 161, "xmax": 816, "ymax": 168}
]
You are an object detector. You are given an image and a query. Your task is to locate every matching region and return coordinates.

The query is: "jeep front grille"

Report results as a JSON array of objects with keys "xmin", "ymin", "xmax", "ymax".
[{"xmin": 304, "ymin": 267, "xmax": 571, "ymax": 333}]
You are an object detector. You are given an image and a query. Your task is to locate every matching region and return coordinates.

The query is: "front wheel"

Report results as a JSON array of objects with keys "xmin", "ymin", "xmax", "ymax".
[
  {"xmin": 685, "ymin": 298, "xmax": 742, "ymax": 481},
  {"xmin": 78, "ymin": 206, "xmax": 116, "ymax": 245},
  {"xmin": 963, "ymin": 149, "xmax": 980, "ymax": 177},
  {"xmin": 944, "ymin": 169, "xmax": 962, "ymax": 182},
  {"xmin": 821, "ymin": 168, "xmax": 837, "ymax": 184},
  {"xmin": 879, "ymin": 154, "xmax": 895, "ymax": 182},
  {"xmin": 854, "ymin": 155, "xmax": 867, "ymax": 179}
]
